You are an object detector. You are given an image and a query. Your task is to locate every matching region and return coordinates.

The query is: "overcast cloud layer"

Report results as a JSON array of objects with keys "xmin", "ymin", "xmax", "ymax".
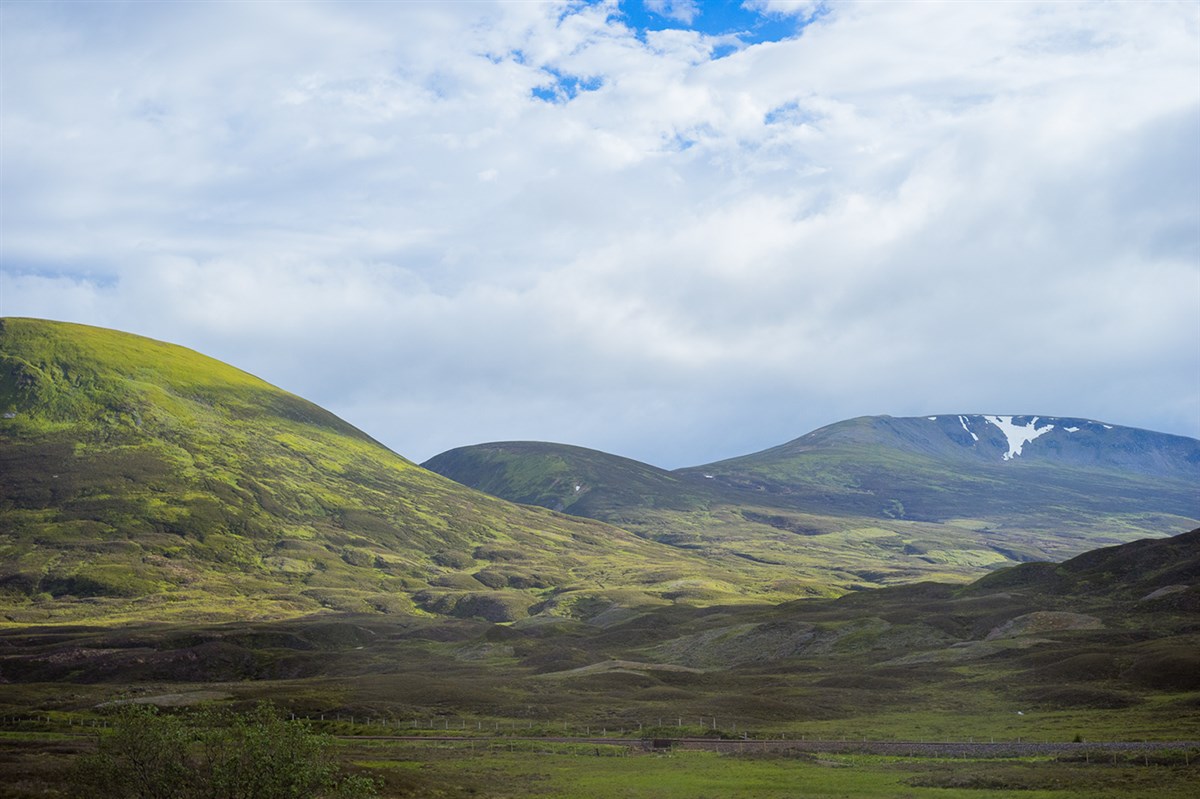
[{"xmin": 2, "ymin": 0, "xmax": 1198, "ymax": 467}]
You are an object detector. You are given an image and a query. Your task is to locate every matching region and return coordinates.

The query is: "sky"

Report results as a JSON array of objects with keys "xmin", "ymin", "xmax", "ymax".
[{"xmin": 2, "ymin": 0, "xmax": 1198, "ymax": 468}]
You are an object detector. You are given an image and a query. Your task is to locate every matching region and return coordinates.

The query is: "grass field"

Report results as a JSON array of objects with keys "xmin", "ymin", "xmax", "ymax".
[
  {"xmin": 351, "ymin": 746, "xmax": 1200, "ymax": 799},
  {"xmin": 4, "ymin": 732, "xmax": 1196, "ymax": 799}
]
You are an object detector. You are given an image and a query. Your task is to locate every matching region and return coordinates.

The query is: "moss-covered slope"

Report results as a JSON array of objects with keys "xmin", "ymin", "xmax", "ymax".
[{"xmin": 0, "ymin": 318, "xmax": 751, "ymax": 624}]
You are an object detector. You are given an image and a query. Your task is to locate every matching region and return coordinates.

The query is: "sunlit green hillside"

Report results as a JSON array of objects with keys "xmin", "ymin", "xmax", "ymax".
[{"xmin": 0, "ymin": 318, "xmax": 763, "ymax": 625}]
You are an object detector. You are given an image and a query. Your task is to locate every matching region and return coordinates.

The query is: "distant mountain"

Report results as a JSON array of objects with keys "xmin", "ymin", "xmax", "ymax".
[
  {"xmin": 678, "ymin": 414, "xmax": 1200, "ymax": 523},
  {"xmin": 422, "ymin": 441, "xmax": 711, "ymax": 517},
  {"xmin": 736, "ymin": 414, "xmax": 1198, "ymax": 472},
  {"xmin": 424, "ymin": 416, "xmax": 1200, "ymax": 590},
  {"xmin": 0, "ymin": 318, "xmax": 749, "ymax": 624}
]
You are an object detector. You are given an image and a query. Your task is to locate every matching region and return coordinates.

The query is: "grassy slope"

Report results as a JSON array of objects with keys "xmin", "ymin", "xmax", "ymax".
[
  {"xmin": 2, "ymin": 323, "xmax": 1196, "ymax": 797},
  {"xmin": 680, "ymin": 414, "xmax": 1200, "ymax": 527},
  {"xmin": 0, "ymin": 318, "xmax": 762, "ymax": 625},
  {"xmin": 425, "ymin": 442, "xmax": 1064, "ymax": 600},
  {"xmin": 423, "ymin": 442, "xmax": 711, "ymax": 517},
  {"xmin": 425, "ymin": 417, "xmax": 1200, "ymax": 594},
  {"xmin": 0, "ymin": 530, "xmax": 1195, "ymax": 752},
  {"xmin": 6, "ymin": 737, "xmax": 1197, "ymax": 798}
]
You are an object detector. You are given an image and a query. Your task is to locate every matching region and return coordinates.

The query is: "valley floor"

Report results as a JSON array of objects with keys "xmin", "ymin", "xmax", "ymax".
[{"xmin": 2, "ymin": 731, "xmax": 1197, "ymax": 798}]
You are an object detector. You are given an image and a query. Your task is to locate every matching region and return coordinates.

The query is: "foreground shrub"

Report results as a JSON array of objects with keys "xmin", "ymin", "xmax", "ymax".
[{"xmin": 70, "ymin": 703, "xmax": 376, "ymax": 799}]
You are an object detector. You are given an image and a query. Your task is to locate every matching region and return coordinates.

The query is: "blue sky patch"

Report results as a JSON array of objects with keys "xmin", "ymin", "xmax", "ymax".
[
  {"xmin": 5, "ymin": 0, "xmax": 1196, "ymax": 464},
  {"xmin": 532, "ymin": 68, "xmax": 605, "ymax": 104},
  {"xmin": 616, "ymin": 0, "xmax": 824, "ymax": 48},
  {"xmin": 764, "ymin": 100, "xmax": 822, "ymax": 126}
]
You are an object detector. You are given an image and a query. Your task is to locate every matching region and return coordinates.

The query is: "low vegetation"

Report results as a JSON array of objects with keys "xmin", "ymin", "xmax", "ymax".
[
  {"xmin": 69, "ymin": 704, "xmax": 376, "ymax": 798},
  {"xmin": 3, "ymin": 734, "xmax": 1198, "ymax": 798}
]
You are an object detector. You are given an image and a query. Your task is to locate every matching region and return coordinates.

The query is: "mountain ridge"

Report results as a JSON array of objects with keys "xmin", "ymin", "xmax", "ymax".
[
  {"xmin": 1, "ymin": 319, "xmax": 1197, "ymax": 779},
  {"xmin": 425, "ymin": 415, "xmax": 1200, "ymax": 525},
  {"xmin": 697, "ymin": 413, "xmax": 1200, "ymax": 474},
  {"xmin": 675, "ymin": 413, "xmax": 1198, "ymax": 523}
]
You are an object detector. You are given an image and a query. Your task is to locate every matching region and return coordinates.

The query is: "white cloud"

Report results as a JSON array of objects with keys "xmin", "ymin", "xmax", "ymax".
[
  {"xmin": 2, "ymin": 0, "xmax": 1198, "ymax": 466},
  {"xmin": 646, "ymin": 0, "xmax": 701, "ymax": 25},
  {"xmin": 741, "ymin": 1, "xmax": 825, "ymax": 19}
]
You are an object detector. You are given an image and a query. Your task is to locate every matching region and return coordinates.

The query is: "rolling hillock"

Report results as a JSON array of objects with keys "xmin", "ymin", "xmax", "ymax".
[
  {"xmin": 422, "ymin": 442, "xmax": 710, "ymax": 517},
  {"xmin": 1, "ymin": 529, "xmax": 1195, "ymax": 743},
  {"xmin": 0, "ymin": 318, "xmax": 758, "ymax": 624},
  {"xmin": 425, "ymin": 416, "xmax": 1200, "ymax": 591}
]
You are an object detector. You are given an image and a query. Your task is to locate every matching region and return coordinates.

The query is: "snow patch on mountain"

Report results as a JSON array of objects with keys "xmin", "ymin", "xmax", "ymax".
[
  {"xmin": 958, "ymin": 415, "xmax": 979, "ymax": 442},
  {"xmin": 983, "ymin": 415, "xmax": 1054, "ymax": 461}
]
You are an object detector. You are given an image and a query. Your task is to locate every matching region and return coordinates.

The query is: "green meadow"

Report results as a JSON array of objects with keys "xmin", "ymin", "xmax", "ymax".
[
  {"xmin": 2, "ymin": 732, "xmax": 1197, "ymax": 798},
  {"xmin": 340, "ymin": 745, "xmax": 1200, "ymax": 799}
]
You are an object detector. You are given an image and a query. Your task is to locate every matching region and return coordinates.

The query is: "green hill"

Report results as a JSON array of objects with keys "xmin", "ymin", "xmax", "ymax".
[
  {"xmin": 2, "ymin": 528, "xmax": 1195, "ymax": 746},
  {"xmin": 422, "ymin": 441, "xmax": 713, "ymax": 518},
  {"xmin": 681, "ymin": 414, "xmax": 1199, "ymax": 524},
  {"xmin": 0, "ymin": 318, "xmax": 761, "ymax": 625},
  {"xmin": 423, "ymin": 418, "xmax": 1200, "ymax": 592},
  {"xmin": 4, "ymin": 318, "xmax": 1196, "ymax": 628}
]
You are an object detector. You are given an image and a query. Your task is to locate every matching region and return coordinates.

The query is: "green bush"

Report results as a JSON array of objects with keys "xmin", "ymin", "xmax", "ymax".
[
  {"xmin": 431, "ymin": 550, "xmax": 473, "ymax": 569},
  {"xmin": 70, "ymin": 704, "xmax": 376, "ymax": 799},
  {"xmin": 472, "ymin": 544, "xmax": 524, "ymax": 562},
  {"xmin": 340, "ymin": 547, "xmax": 375, "ymax": 568}
]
